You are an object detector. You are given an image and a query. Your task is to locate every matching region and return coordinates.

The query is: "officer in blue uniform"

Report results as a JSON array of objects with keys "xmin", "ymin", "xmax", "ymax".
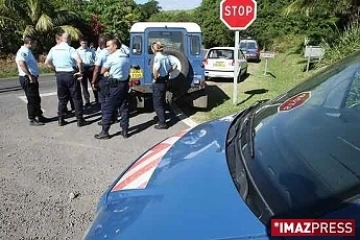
[
  {"xmin": 77, "ymin": 38, "xmax": 97, "ymax": 106},
  {"xmin": 45, "ymin": 31, "xmax": 88, "ymax": 127},
  {"xmin": 151, "ymin": 41, "xmax": 177, "ymax": 129},
  {"xmin": 15, "ymin": 36, "xmax": 48, "ymax": 126},
  {"xmin": 94, "ymin": 37, "xmax": 130, "ymax": 139}
]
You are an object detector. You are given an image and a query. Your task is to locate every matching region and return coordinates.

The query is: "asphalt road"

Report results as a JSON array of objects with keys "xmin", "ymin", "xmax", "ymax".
[{"xmin": 0, "ymin": 76, "xmax": 190, "ymax": 239}]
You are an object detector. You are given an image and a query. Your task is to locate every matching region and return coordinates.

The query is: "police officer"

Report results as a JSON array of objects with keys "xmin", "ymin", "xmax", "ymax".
[
  {"xmin": 45, "ymin": 31, "xmax": 88, "ymax": 127},
  {"xmin": 94, "ymin": 37, "xmax": 130, "ymax": 139},
  {"xmin": 55, "ymin": 33, "xmax": 75, "ymax": 113},
  {"xmin": 15, "ymin": 36, "xmax": 48, "ymax": 126},
  {"xmin": 92, "ymin": 35, "xmax": 118, "ymax": 125},
  {"xmin": 77, "ymin": 38, "xmax": 97, "ymax": 106},
  {"xmin": 151, "ymin": 41, "xmax": 177, "ymax": 129}
]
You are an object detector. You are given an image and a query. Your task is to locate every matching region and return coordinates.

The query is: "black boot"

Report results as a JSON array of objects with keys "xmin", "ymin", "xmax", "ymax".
[
  {"xmin": 121, "ymin": 128, "xmax": 129, "ymax": 139},
  {"xmin": 37, "ymin": 115, "xmax": 49, "ymax": 123},
  {"xmin": 29, "ymin": 119, "xmax": 45, "ymax": 126},
  {"xmin": 154, "ymin": 122, "xmax": 167, "ymax": 130},
  {"xmin": 94, "ymin": 130, "xmax": 110, "ymax": 139},
  {"xmin": 58, "ymin": 117, "xmax": 67, "ymax": 126},
  {"xmin": 77, "ymin": 118, "xmax": 88, "ymax": 127}
]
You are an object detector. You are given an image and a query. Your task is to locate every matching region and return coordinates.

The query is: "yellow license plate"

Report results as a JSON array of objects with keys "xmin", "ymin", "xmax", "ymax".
[
  {"xmin": 214, "ymin": 62, "xmax": 226, "ymax": 67},
  {"xmin": 130, "ymin": 69, "xmax": 143, "ymax": 79}
]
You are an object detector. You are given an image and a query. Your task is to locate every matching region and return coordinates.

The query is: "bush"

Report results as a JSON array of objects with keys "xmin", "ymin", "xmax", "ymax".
[{"xmin": 323, "ymin": 24, "xmax": 360, "ymax": 63}]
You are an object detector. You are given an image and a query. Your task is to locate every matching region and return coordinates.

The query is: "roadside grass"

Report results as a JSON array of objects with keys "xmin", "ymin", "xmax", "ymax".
[
  {"xmin": 0, "ymin": 60, "xmax": 52, "ymax": 78},
  {"xmin": 186, "ymin": 52, "xmax": 324, "ymax": 123}
]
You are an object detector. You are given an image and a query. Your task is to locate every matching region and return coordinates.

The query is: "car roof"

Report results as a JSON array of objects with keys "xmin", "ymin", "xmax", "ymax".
[
  {"xmin": 130, "ymin": 22, "xmax": 201, "ymax": 33},
  {"xmin": 208, "ymin": 47, "xmax": 234, "ymax": 50}
]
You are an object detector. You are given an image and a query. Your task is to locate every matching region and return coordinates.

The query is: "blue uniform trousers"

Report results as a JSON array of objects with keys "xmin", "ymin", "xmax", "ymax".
[
  {"xmin": 152, "ymin": 77, "xmax": 167, "ymax": 124},
  {"xmin": 56, "ymin": 72, "xmax": 83, "ymax": 119},
  {"xmin": 99, "ymin": 77, "xmax": 129, "ymax": 132},
  {"xmin": 19, "ymin": 76, "xmax": 43, "ymax": 120}
]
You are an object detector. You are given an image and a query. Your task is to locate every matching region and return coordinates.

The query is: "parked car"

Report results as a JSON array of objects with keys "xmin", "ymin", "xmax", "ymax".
[
  {"xmin": 203, "ymin": 47, "xmax": 248, "ymax": 81},
  {"xmin": 83, "ymin": 51, "xmax": 360, "ymax": 239},
  {"xmin": 240, "ymin": 39, "xmax": 260, "ymax": 62}
]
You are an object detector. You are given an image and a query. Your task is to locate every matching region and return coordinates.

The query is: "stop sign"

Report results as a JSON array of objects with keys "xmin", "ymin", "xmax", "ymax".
[{"xmin": 220, "ymin": 0, "xmax": 257, "ymax": 30}]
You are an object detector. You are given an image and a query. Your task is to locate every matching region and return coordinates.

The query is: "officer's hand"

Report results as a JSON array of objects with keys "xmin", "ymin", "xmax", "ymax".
[
  {"xmin": 29, "ymin": 75, "xmax": 36, "ymax": 83},
  {"xmin": 104, "ymin": 71, "xmax": 110, "ymax": 77},
  {"xmin": 74, "ymin": 72, "xmax": 83, "ymax": 81},
  {"xmin": 91, "ymin": 82, "xmax": 97, "ymax": 90}
]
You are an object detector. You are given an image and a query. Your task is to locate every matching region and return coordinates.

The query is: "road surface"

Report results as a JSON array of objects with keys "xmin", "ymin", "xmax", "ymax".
[{"xmin": 0, "ymin": 76, "xmax": 191, "ymax": 239}]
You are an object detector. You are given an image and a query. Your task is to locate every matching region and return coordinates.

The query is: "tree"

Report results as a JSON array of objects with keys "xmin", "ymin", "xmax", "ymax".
[
  {"xmin": 0, "ymin": 0, "xmax": 82, "ymax": 41},
  {"xmin": 85, "ymin": 0, "xmax": 141, "ymax": 43},
  {"xmin": 285, "ymin": 0, "xmax": 359, "ymax": 26},
  {"xmin": 138, "ymin": 0, "xmax": 162, "ymax": 21}
]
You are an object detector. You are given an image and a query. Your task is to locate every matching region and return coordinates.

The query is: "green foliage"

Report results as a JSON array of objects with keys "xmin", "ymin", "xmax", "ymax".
[{"xmin": 323, "ymin": 24, "xmax": 360, "ymax": 63}]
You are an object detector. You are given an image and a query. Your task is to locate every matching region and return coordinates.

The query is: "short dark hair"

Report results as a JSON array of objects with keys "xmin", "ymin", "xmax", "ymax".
[
  {"xmin": 108, "ymin": 37, "xmax": 122, "ymax": 49},
  {"xmin": 23, "ymin": 36, "xmax": 35, "ymax": 44},
  {"xmin": 79, "ymin": 38, "xmax": 88, "ymax": 42}
]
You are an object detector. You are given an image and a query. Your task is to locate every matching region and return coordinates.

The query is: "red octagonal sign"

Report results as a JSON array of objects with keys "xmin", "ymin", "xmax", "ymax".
[{"xmin": 220, "ymin": 0, "xmax": 257, "ymax": 30}]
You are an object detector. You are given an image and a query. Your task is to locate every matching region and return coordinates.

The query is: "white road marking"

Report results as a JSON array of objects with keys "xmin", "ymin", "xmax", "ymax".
[{"xmin": 171, "ymin": 104, "xmax": 198, "ymax": 128}]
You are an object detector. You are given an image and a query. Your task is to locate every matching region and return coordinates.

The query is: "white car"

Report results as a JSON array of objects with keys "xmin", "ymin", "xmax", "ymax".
[{"xmin": 203, "ymin": 47, "xmax": 248, "ymax": 80}]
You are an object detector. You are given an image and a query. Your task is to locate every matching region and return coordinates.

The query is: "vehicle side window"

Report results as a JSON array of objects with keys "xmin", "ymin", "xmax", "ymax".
[
  {"xmin": 239, "ymin": 50, "xmax": 245, "ymax": 59},
  {"xmin": 132, "ymin": 36, "xmax": 142, "ymax": 55},
  {"xmin": 190, "ymin": 36, "xmax": 200, "ymax": 55}
]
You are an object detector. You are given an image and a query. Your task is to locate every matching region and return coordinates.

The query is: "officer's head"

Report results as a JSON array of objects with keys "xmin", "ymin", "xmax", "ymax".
[
  {"xmin": 55, "ymin": 33, "xmax": 62, "ymax": 44},
  {"xmin": 61, "ymin": 32, "xmax": 72, "ymax": 44},
  {"xmin": 152, "ymin": 41, "xmax": 164, "ymax": 53},
  {"xmin": 98, "ymin": 34, "xmax": 109, "ymax": 50},
  {"xmin": 79, "ymin": 38, "xmax": 88, "ymax": 49},
  {"xmin": 23, "ymin": 36, "xmax": 37, "ymax": 50},
  {"xmin": 106, "ymin": 37, "xmax": 122, "ymax": 54}
]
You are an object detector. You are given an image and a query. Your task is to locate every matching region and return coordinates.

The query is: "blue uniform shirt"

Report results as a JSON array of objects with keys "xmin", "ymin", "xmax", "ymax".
[
  {"xmin": 153, "ymin": 52, "xmax": 174, "ymax": 77},
  {"xmin": 76, "ymin": 47, "xmax": 95, "ymax": 67},
  {"xmin": 46, "ymin": 42, "xmax": 78, "ymax": 72},
  {"xmin": 94, "ymin": 48, "xmax": 109, "ymax": 67},
  {"xmin": 15, "ymin": 46, "xmax": 40, "ymax": 77},
  {"xmin": 103, "ymin": 49, "xmax": 130, "ymax": 81}
]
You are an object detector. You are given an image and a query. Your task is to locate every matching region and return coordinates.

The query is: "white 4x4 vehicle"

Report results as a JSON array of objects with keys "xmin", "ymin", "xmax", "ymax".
[{"xmin": 203, "ymin": 47, "xmax": 248, "ymax": 81}]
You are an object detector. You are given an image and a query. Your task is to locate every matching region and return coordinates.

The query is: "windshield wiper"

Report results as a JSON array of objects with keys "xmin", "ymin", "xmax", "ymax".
[
  {"xmin": 248, "ymin": 113, "xmax": 255, "ymax": 158},
  {"xmin": 227, "ymin": 100, "xmax": 267, "ymax": 145}
]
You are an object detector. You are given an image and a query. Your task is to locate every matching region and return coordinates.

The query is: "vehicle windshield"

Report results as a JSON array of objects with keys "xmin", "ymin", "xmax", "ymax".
[
  {"xmin": 147, "ymin": 31, "xmax": 184, "ymax": 53},
  {"xmin": 240, "ymin": 42, "xmax": 257, "ymax": 49},
  {"xmin": 207, "ymin": 49, "xmax": 233, "ymax": 60},
  {"xmin": 227, "ymin": 51, "xmax": 360, "ymax": 223}
]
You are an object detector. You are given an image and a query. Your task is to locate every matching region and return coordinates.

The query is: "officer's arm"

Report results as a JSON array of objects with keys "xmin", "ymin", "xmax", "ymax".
[
  {"xmin": 169, "ymin": 57, "xmax": 177, "ymax": 71},
  {"xmin": 18, "ymin": 60, "xmax": 32, "ymax": 77},
  {"xmin": 71, "ymin": 48, "xmax": 84, "ymax": 73},
  {"xmin": 92, "ymin": 53, "xmax": 104, "ymax": 85},
  {"xmin": 45, "ymin": 49, "xmax": 56, "ymax": 71},
  {"xmin": 153, "ymin": 59, "xmax": 160, "ymax": 79},
  {"xmin": 101, "ymin": 58, "xmax": 111, "ymax": 76}
]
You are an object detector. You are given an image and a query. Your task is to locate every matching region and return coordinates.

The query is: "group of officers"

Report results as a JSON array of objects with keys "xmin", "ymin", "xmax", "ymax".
[{"xmin": 15, "ymin": 30, "xmax": 176, "ymax": 140}]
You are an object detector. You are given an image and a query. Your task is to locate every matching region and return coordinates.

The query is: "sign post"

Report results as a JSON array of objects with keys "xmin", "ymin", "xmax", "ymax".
[
  {"xmin": 260, "ymin": 51, "xmax": 275, "ymax": 76},
  {"xmin": 220, "ymin": 0, "xmax": 257, "ymax": 105}
]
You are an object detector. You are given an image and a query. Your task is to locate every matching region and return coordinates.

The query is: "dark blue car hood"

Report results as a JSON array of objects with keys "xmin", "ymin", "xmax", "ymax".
[{"xmin": 84, "ymin": 117, "xmax": 267, "ymax": 240}]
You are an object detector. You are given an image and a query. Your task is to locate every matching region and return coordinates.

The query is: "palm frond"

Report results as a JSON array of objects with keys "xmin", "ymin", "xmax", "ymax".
[
  {"xmin": 52, "ymin": 9, "xmax": 79, "ymax": 25},
  {"xmin": 35, "ymin": 13, "xmax": 53, "ymax": 31},
  {"xmin": 55, "ymin": 25, "xmax": 82, "ymax": 40},
  {"xmin": 23, "ymin": 25, "xmax": 36, "ymax": 38}
]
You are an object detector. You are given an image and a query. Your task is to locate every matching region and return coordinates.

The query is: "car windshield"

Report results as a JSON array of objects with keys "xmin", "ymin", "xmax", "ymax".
[
  {"xmin": 240, "ymin": 42, "xmax": 257, "ymax": 49},
  {"xmin": 207, "ymin": 49, "xmax": 233, "ymax": 60},
  {"xmin": 147, "ymin": 31, "xmax": 184, "ymax": 53},
  {"xmin": 227, "ymin": 51, "xmax": 360, "ymax": 223}
]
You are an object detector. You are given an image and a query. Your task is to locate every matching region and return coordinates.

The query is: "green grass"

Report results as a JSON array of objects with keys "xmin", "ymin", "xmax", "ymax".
[
  {"xmin": 186, "ymin": 53, "xmax": 324, "ymax": 123},
  {"xmin": 0, "ymin": 60, "xmax": 52, "ymax": 79}
]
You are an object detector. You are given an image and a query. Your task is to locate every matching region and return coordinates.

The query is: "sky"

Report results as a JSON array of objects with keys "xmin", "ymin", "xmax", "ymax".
[{"xmin": 135, "ymin": 0, "xmax": 202, "ymax": 11}]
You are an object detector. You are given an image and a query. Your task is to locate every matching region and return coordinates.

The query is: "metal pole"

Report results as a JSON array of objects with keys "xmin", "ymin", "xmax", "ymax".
[
  {"xmin": 306, "ymin": 47, "xmax": 312, "ymax": 72},
  {"xmin": 264, "ymin": 58, "xmax": 268, "ymax": 76},
  {"xmin": 233, "ymin": 31, "xmax": 240, "ymax": 105}
]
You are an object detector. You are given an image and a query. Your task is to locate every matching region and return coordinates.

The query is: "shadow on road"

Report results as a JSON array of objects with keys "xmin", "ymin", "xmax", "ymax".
[{"xmin": 176, "ymin": 84, "xmax": 230, "ymax": 118}]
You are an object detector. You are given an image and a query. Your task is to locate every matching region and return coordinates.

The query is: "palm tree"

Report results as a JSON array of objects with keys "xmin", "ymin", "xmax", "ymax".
[
  {"xmin": 284, "ymin": 0, "xmax": 359, "ymax": 26},
  {"xmin": 0, "ymin": 0, "xmax": 82, "ymax": 40}
]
